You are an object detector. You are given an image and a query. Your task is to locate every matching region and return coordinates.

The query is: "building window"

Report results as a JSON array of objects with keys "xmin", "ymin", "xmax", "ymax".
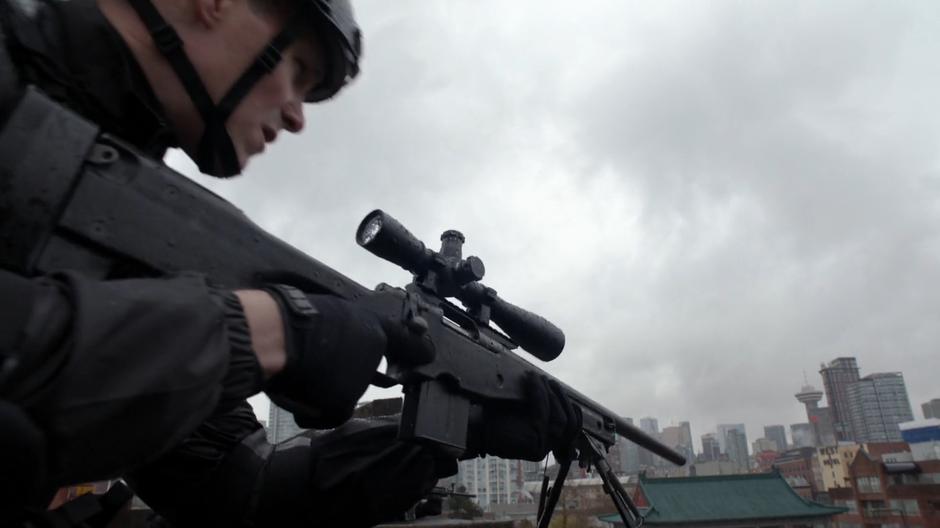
[
  {"xmin": 839, "ymin": 500, "xmax": 858, "ymax": 514},
  {"xmin": 889, "ymin": 499, "xmax": 920, "ymax": 516},
  {"xmin": 861, "ymin": 500, "xmax": 887, "ymax": 517},
  {"xmin": 856, "ymin": 476, "xmax": 882, "ymax": 493},
  {"xmin": 890, "ymin": 474, "xmax": 918, "ymax": 485}
]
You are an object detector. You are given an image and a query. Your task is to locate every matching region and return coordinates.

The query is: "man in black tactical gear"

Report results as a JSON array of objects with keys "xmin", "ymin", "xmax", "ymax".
[{"xmin": 0, "ymin": 0, "xmax": 578, "ymax": 526}]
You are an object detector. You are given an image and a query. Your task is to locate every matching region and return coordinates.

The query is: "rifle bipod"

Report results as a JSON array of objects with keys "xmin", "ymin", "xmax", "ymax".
[{"xmin": 536, "ymin": 432, "xmax": 644, "ymax": 528}]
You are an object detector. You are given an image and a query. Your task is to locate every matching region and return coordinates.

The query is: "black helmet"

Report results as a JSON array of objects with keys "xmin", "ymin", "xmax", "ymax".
[
  {"xmin": 127, "ymin": 0, "xmax": 362, "ymax": 176},
  {"xmin": 302, "ymin": 0, "xmax": 362, "ymax": 102}
]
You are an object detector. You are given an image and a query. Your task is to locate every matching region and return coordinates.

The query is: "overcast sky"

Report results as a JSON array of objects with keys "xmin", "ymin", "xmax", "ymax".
[{"xmin": 170, "ymin": 1, "xmax": 940, "ymax": 454}]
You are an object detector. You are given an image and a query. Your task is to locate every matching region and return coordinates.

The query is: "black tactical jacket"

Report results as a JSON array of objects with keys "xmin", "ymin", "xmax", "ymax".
[
  {"xmin": 0, "ymin": 0, "xmax": 261, "ymax": 491},
  {"xmin": 0, "ymin": 1, "xmax": 450, "ymax": 525}
]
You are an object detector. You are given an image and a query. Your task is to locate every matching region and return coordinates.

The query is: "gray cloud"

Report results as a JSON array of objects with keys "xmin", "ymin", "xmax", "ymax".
[{"xmin": 175, "ymin": 0, "xmax": 940, "ymax": 449}]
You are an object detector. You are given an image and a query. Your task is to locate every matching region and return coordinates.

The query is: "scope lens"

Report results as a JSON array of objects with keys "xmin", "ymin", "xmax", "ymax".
[{"xmin": 358, "ymin": 215, "xmax": 383, "ymax": 245}]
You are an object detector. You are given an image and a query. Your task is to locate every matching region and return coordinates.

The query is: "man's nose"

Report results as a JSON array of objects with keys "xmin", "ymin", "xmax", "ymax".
[{"xmin": 282, "ymin": 100, "xmax": 305, "ymax": 133}]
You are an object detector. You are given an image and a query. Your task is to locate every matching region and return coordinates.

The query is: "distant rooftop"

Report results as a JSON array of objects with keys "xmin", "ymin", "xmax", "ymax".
[
  {"xmin": 600, "ymin": 472, "xmax": 845, "ymax": 525},
  {"xmin": 900, "ymin": 418, "xmax": 940, "ymax": 430},
  {"xmin": 860, "ymin": 372, "xmax": 904, "ymax": 380}
]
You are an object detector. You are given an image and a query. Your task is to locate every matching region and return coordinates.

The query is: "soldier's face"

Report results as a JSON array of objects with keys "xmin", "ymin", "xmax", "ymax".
[
  {"xmin": 177, "ymin": 1, "xmax": 326, "ymax": 170},
  {"xmin": 224, "ymin": 35, "xmax": 325, "ymax": 168}
]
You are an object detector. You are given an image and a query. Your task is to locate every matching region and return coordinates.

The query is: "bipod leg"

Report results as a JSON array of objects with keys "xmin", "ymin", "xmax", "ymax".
[
  {"xmin": 580, "ymin": 434, "xmax": 644, "ymax": 528},
  {"xmin": 536, "ymin": 455, "xmax": 572, "ymax": 528},
  {"xmin": 536, "ymin": 473, "xmax": 550, "ymax": 521}
]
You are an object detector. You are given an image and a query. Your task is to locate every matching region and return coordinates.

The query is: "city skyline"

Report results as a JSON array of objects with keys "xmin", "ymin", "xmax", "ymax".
[
  {"xmin": 218, "ymin": 0, "xmax": 940, "ymax": 449},
  {"xmin": 249, "ymin": 355, "xmax": 936, "ymax": 458}
]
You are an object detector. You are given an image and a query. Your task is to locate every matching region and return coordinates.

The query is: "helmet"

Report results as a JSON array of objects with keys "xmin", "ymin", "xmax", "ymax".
[
  {"xmin": 126, "ymin": 0, "xmax": 362, "ymax": 176},
  {"xmin": 302, "ymin": 0, "xmax": 362, "ymax": 102}
]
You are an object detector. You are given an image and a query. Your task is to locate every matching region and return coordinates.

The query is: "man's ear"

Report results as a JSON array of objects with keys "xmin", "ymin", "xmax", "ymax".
[{"xmin": 192, "ymin": 0, "xmax": 236, "ymax": 29}]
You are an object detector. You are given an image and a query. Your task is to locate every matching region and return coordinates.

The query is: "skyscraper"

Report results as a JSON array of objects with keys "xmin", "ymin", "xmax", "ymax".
[
  {"xmin": 618, "ymin": 417, "xmax": 641, "ymax": 474},
  {"xmin": 795, "ymin": 383, "xmax": 836, "ymax": 446},
  {"xmin": 790, "ymin": 423, "xmax": 816, "ymax": 448},
  {"xmin": 661, "ymin": 424, "xmax": 694, "ymax": 462},
  {"xmin": 638, "ymin": 417, "xmax": 661, "ymax": 468},
  {"xmin": 923, "ymin": 399, "xmax": 940, "ymax": 420},
  {"xmin": 716, "ymin": 424, "xmax": 746, "ymax": 454},
  {"xmin": 764, "ymin": 425, "xmax": 788, "ymax": 452},
  {"xmin": 661, "ymin": 426, "xmax": 683, "ymax": 451},
  {"xmin": 819, "ymin": 357, "xmax": 860, "ymax": 441},
  {"xmin": 846, "ymin": 372, "xmax": 914, "ymax": 442},
  {"xmin": 640, "ymin": 417, "xmax": 660, "ymax": 436},
  {"xmin": 753, "ymin": 437, "xmax": 778, "ymax": 453},
  {"xmin": 701, "ymin": 433, "xmax": 720, "ymax": 461},
  {"xmin": 678, "ymin": 421, "xmax": 694, "ymax": 458},
  {"xmin": 726, "ymin": 429, "xmax": 750, "ymax": 472}
]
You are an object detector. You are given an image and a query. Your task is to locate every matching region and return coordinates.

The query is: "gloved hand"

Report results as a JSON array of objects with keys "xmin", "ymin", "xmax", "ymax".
[
  {"xmin": 263, "ymin": 285, "xmax": 386, "ymax": 429},
  {"xmin": 254, "ymin": 417, "xmax": 457, "ymax": 527},
  {"xmin": 464, "ymin": 372, "xmax": 581, "ymax": 462}
]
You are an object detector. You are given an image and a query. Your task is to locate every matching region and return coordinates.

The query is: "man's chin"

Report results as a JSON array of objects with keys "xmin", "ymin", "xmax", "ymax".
[{"xmin": 177, "ymin": 143, "xmax": 250, "ymax": 178}]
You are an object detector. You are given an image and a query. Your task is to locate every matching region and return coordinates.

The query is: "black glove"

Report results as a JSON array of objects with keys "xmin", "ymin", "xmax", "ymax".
[
  {"xmin": 464, "ymin": 372, "xmax": 581, "ymax": 462},
  {"xmin": 263, "ymin": 285, "xmax": 386, "ymax": 429},
  {"xmin": 265, "ymin": 417, "xmax": 457, "ymax": 527}
]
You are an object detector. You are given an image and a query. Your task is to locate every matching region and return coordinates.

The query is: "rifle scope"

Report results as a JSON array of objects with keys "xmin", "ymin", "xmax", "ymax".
[{"xmin": 356, "ymin": 210, "xmax": 565, "ymax": 361}]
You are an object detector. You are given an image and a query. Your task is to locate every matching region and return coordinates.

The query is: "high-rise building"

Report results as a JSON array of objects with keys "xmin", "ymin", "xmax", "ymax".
[
  {"xmin": 618, "ymin": 417, "xmax": 641, "ymax": 474},
  {"xmin": 846, "ymin": 372, "xmax": 914, "ymax": 442},
  {"xmin": 819, "ymin": 357, "xmax": 860, "ymax": 441},
  {"xmin": 701, "ymin": 433, "xmax": 720, "ymax": 462},
  {"xmin": 753, "ymin": 437, "xmax": 778, "ymax": 453},
  {"xmin": 661, "ymin": 426, "xmax": 682, "ymax": 451},
  {"xmin": 795, "ymin": 383, "xmax": 836, "ymax": 446},
  {"xmin": 267, "ymin": 403, "xmax": 304, "ymax": 443},
  {"xmin": 638, "ymin": 417, "xmax": 661, "ymax": 468},
  {"xmin": 618, "ymin": 436, "xmax": 641, "ymax": 474},
  {"xmin": 790, "ymin": 423, "xmax": 816, "ymax": 448},
  {"xmin": 923, "ymin": 399, "xmax": 940, "ymax": 420},
  {"xmin": 661, "ymin": 424, "xmax": 694, "ymax": 463},
  {"xmin": 716, "ymin": 424, "xmax": 746, "ymax": 454},
  {"xmin": 457, "ymin": 456, "xmax": 515, "ymax": 508},
  {"xmin": 764, "ymin": 425, "xmax": 788, "ymax": 452},
  {"xmin": 519, "ymin": 459, "xmax": 543, "ymax": 482},
  {"xmin": 726, "ymin": 429, "xmax": 750, "ymax": 472},
  {"xmin": 640, "ymin": 417, "xmax": 660, "ymax": 436},
  {"xmin": 678, "ymin": 421, "xmax": 694, "ymax": 458}
]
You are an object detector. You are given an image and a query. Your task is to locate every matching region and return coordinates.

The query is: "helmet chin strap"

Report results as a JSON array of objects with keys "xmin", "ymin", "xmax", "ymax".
[{"xmin": 127, "ymin": 0, "xmax": 297, "ymax": 177}]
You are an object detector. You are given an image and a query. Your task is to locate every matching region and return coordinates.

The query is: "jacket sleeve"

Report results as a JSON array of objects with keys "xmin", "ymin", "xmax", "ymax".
[
  {"xmin": 127, "ymin": 404, "xmax": 458, "ymax": 528},
  {"xmin": 0, "ymin": 268, "xmax": 262, "ymax": 488}
]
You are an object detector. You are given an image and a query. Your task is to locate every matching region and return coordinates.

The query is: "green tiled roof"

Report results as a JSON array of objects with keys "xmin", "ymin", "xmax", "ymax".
[{"xmin": 599, "ymin": 472, "xmax": 845, "ymax": 525}]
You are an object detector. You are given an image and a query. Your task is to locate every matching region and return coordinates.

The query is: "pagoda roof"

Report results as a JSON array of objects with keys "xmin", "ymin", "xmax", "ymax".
[{"xmin": 599, "ymin": 472, "xmax": 845, "ymax": 525}]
